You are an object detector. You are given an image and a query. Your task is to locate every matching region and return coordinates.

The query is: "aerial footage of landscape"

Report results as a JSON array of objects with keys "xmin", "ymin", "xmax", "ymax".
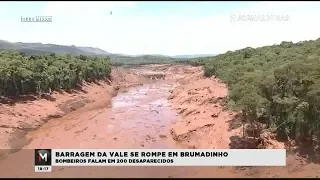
[{"xmin": 0, "ymin": 1, "xmax": 320, "ymax": 178}]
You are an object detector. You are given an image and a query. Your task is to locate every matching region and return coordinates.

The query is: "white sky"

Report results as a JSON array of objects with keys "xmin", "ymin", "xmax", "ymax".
[{"xmin": 1, "ymin": 1, "xmax": 320, "ymax": 56}]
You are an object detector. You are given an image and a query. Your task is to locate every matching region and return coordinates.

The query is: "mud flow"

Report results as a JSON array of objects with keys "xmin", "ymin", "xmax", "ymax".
[
  {"xmin": 0, "ymin": 65, "xmax": 319, "ymax": 178},
  {"xmin": 22, "ymin": 82, "xmax": 182, "ymax": 149},
  {"xmin": 104, "ymin": 81, "xmax": 184, "ymax": 149}
]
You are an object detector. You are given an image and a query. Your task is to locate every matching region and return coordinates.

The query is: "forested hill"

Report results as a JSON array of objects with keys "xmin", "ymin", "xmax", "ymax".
[
  {"xmin": 0, "ymin": 40, "xmax": 110, "ymax": 56},
  {"xmin": 0, "ymin": 40, "xmax": 213, "ymax": 65},
  {"xmin": 202, "ymin": 38, "xmax": 320, "ymax": 153},
  {"xmin": 109, "ymin": 54, "xmax": 192, "ymax": 65},
  {"xmin": 172, "ymin": 54, "xmax": 216, "ymax": 58}
]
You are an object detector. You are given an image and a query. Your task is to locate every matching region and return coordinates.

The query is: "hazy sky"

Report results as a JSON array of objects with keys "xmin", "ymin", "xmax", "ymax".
[{"xmin": 1, "ymin": 1, "xmax": 320, "ymax": 56}]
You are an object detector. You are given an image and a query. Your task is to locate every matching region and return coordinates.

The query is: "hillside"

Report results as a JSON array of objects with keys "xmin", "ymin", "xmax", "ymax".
[
  {"xmin": 109, "ymin": 54, "xmax": 191, "ymax": 65},
  {"xmin": 0, "ymin": 40, "xmax": 214, "ymax": 64},
  {"xmin": 0, "ymin": 40, "xmax": 110, "ymax": 56},
  {"xmin": 202, "ymin": 38, "xmax": 320, "ymax": 158},
  {"xmin": 172, "ymin": 54, "xmax": 216, "ymax": 58}
]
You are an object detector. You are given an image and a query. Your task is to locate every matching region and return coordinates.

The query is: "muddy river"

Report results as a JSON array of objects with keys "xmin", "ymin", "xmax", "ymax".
[
  {"xmin": 109, "ymin": 82, "xmax": 183, "ymax": 149},
  {"xmin": 1, "ymin": 66, "xmax": 316, "ymax": 178},
  {"xmin": 12, "ymin": 80, "xmax": 185, "ymax": 150},
  {"xmin": 0, "ymin": 75, "xmax": 262, "ymax": 178},
  {"xmin": 1, "ymin": 81, "xmax": 211, "ymax": 178}
]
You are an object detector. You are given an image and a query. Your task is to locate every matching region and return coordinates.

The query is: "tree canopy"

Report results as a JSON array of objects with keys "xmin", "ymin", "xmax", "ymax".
[
  {"xmin": 0, "ymin": 51, "xmax": 111, "ymax": 96},
  {"xmin": 203, "ymin": 39, "xmax": 320, "ymax": 149}
]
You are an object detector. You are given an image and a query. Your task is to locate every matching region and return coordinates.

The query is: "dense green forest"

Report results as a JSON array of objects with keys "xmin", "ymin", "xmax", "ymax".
[
  {"xmin": 0, "ymin": 40, "xmax": 109, "ymax": 56},
  {"xmin": 0, "ymin": 51, "xmax": 111, "ymax": 97},
  {"xmin": 0, "ymin": 50, "xmax": 194, "ymax": 97},
  {"xmin": 203, "ymin": 39, "xmax": 320, "ymax": 150},
  {"xmin": 109, "ymin": 54, "xmax": 192, "ymax": 66},
  {"xmin": 0, "ymin": 39, "xmax": 196, "ymax": 65}
]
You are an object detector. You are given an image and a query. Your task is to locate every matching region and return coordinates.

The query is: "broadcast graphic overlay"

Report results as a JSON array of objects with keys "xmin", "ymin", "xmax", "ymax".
[
  {"xmin": 34, "ymin": 149, "xmax": 52, "ymax": 172},
  {"xmin": 34, "ymin": 149, "xmax": 286, "ymax": 172}
]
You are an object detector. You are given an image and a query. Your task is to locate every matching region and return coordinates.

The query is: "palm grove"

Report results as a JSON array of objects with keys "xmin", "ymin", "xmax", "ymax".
[{"xmin": 202, "ymin": 39, "xmax": 320, "ymax": 152}]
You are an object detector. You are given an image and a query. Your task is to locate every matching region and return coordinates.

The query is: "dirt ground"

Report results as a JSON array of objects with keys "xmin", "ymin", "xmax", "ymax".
[
  {"xmin": 166, "ymin": 65, "xmax": 320, "ymax": 178},
  {"xmin": 0, "ymin": 64, "xmax": 319, "ymax": 178},
  {"xmin": 0, "ymin": 67, "xmax": 147, "ymax": 156}
]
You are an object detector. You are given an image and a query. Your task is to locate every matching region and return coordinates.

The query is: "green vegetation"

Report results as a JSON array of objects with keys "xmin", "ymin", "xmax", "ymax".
[
  {"xmin": 0, "ymin": 40, "xmax": 109, "ymax": 56},
  {"xmin": 203, "ymin": 39, "xmax": 320, "ymax": 149},
  {"xmin": 0, "ymin": 39, "xmax": 198, "ymax": 66},
  {"xmin": 0, "ymin": 40, "xmax": 197, "ymax": 66},
  {"xmin": 0, "ymin": 51, "xmax": 111, "ymax": 97},
  {"xmin": 0, "ymin": 49, "xmax": 193, "ymax": 97},
  {"xmin": 109, "ymin": 54, "xmax": 192, "ymax": 66},
  {"xmin": 189, "ymin": 57, "xmax": 208, "ymax": 66}
]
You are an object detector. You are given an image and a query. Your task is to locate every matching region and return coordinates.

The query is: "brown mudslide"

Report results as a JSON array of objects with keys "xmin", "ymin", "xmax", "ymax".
[{"xmin": 0, "ymin": 65, "xmax": 319, "ymax": 178}]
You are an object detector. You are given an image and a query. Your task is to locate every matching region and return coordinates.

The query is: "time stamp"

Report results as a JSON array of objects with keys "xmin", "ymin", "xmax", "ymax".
[{"xmin": 230, "ymin": 14, "xmax": 289, "ymax": 22}]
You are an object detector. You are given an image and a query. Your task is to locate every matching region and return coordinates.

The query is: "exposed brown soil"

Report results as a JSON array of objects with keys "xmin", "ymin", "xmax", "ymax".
[
  {"xmin": 169, "ymin": 73, "xmax": 242, "ymax": 149},
  {"xmin": 167, "ymin": 66, "xmax": 320, "ymax": 178},
  {"xmin": 0, "ymin": 64, "xmax": 319, "ymax": 178},
  {"xmin": 0, "ymin": 67, "xmax": 147, "ymax": 157},
  {"xmin": 168, "ymin": 67, "xmax": 287, "ymax": 150}
]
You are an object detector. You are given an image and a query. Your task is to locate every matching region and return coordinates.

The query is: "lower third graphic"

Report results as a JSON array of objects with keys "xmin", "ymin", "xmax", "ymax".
[{"xmin": 34, "ymin": 149, "xmax": 52, "ymax": 172}]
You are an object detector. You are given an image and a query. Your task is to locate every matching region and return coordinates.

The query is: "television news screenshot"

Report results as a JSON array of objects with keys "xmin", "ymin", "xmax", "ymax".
[{"xmin": 0, "ymin": 1, "xmax": 319, "ymax": 178}]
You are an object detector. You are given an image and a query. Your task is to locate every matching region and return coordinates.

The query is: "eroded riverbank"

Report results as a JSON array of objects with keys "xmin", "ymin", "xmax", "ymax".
[
  {"xmin": 23, "ymin": 81, "xmax": 184, "ymax": 149},
  {"xmin": 0, "ymin": 64, "xmax": 319, "ymax": 178},
  {"xmin": 0, "ymin": 65, "xmax": 194, "ymax": 177},
  {"xmin": 0, "ymin": 67, "xmax": 147, "ymax": 156}
]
